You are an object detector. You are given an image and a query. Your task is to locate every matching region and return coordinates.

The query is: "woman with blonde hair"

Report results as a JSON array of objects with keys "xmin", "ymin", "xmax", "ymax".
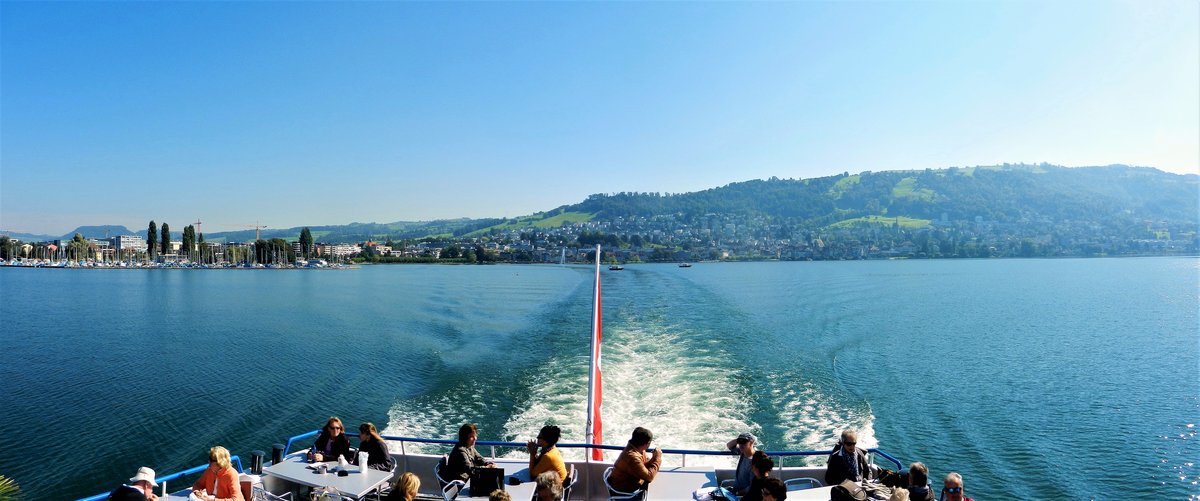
[
  {"xmin": 356, "ymin": 422, "xmax": 396, "ymax": 471},
  {"xmin": 386, "ymin": 472, "xmax": 420, "ymax": 501},
  {"xmin": 191, "ymin": 446, "xmax": 244, "ymax": 501}
]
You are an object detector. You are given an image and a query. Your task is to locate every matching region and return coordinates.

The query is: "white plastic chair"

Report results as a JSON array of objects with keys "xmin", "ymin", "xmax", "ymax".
[
  {"xmin": 561, "ymin": 465, "xmax": 578, "ymax": 500},
  {"xmin": 435, "ymin": 454, "xmax": 466, "ymax": 501},
  {"xmin": 784, "ymin": 477, "xmax": 821, "ymax": 491},
  {"xmin": 250, "ymin": 482, "xmax": 293, "ymax": 501},
  {"xmin": 602, "ymin": 466, "xmax": 645, "ymax": 501}
]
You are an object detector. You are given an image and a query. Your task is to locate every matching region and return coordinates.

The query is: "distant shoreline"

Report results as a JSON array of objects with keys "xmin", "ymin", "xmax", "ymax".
[{"xmin": 3, "ymin": 253, "xmax": 1197, "ymax": 271}]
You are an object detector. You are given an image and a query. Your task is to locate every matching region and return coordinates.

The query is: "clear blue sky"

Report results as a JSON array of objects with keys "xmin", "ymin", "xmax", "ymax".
[{"xmin": 2, "ymin": 1, "xmax": 1197, "ymax": 236}]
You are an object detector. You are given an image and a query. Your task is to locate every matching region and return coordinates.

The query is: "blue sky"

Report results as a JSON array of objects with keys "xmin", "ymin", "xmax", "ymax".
[{"xmin": 2, "ymin": 1, "xmax": 1197, "ymax": 236}]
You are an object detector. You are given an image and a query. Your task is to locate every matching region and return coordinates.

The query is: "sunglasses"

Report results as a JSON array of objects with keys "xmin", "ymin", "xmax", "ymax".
[
  {"xmin": 330, "ymin": 426, "xmax": 343, "ymax": 430},
  {"xmin": 944, "ymin": 487, "xmax": 963, "ymax": 494}
]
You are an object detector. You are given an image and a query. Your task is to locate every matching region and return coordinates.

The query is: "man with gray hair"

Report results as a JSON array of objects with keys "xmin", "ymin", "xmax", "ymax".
[
  {"xmin": 107, "ymin": 466, "xmax": 159, "ymax": 501},
  {"xmin": 906, "ymin": 462, "xmax": 933, "ymax": 501},
  {"xmin": 824, "ymin": 428, "xmax": 869, "ymax": 486},
  {"xmin": 533, "ymin": 471, "xmax": 562, "ymax": 501},
  {"xmin": 941, "ymin": 472, "xmax": 974, "ymax": 501}
]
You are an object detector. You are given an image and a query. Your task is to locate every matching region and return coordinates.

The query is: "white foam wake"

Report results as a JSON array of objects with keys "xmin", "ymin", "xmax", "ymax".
[{"xmin": 501, "ymin": 316, "xmax": 758, "ymax": 467}]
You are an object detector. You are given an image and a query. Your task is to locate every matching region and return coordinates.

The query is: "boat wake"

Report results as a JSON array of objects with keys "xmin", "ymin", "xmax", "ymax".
[{"xmin": 382, "ymin": 265, "xmax": 876, "ymax": 466}]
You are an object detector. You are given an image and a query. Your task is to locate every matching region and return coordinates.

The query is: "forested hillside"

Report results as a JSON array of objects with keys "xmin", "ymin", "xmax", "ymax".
[{"xmin": 561, "ymin": 164, "xmax": 1196, "ymax": 228}]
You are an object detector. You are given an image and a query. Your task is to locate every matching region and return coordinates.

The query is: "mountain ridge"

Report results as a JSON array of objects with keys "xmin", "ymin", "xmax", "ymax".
[{"xmin": 4, "ymin": 164, "xmax": 1196, "ymax": 244}]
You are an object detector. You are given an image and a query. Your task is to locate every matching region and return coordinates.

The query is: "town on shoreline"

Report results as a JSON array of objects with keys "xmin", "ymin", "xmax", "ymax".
[{"xmin": 2, "ymin": 214, "xmax": 1196, "ymax": 270}]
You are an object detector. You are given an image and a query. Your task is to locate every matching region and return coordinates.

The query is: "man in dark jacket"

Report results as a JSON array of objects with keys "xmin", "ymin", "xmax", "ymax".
[
  {"xmin": 906, "ymin": 462, "xmax": 934, "ymax": 501},
  {"xmin": 824, "ymin": 429, "xmax": 870, "ymax": 486},
  {"xmin": 107, "ymin": 467, "xmax": 159, "ymax": 501}
]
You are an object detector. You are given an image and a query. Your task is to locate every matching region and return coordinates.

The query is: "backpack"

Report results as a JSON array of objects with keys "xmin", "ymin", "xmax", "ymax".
[{"xmin": 831, "ymin": 479, "xmax": 868, "ymax": 501}]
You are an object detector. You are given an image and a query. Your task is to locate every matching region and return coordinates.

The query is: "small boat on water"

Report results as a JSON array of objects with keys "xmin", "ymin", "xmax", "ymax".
[
  {"xmin": 678, "ymin": 263, "xmax": 692, "ymax": 268},
  {"xmin": 608, "ymin": 265, "xmax": 624, "ymax": 271}
]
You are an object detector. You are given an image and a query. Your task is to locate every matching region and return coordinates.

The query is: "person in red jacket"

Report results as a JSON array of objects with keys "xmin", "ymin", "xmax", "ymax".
[{"xmin": 191, "ymin": 446, "xmax": 244, "ymax": 501}]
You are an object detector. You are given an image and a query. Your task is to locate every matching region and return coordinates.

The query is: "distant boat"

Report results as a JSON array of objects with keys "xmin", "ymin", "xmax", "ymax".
[
  {"xmin": 608, "ymin": 265, "xmax": 624, "ymax": 271},
  {"xmin": 678, "ymin": 263, "xmax": 692, "ymax": 268}
]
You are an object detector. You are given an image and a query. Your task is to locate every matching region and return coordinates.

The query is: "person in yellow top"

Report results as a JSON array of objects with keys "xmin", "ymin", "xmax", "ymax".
[
  {"xmin": 191, "ymin": 446, "xmax": 245, "ymax": 501},
  {"xmin": 525, "ymin": 425, "xmax": 567, "ymax": 482}
]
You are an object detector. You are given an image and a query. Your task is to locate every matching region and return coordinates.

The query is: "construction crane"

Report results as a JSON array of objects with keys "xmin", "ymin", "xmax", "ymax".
[{"xmin": 220, "ymin": 222, "xmax": 269, "ymax": 241}]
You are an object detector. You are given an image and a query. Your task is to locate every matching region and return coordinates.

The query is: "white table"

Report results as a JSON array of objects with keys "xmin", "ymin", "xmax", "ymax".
[
  {"xmin": 648, "ymin": 466, "xmax": 718, "ymax": 497},
  {"xmin": 786, "ymin": 485, "xmax": 834, "ymax": 501},
  {"xmin": 264, "ymin": 456, "xmax": 393, "ymax": 500}
]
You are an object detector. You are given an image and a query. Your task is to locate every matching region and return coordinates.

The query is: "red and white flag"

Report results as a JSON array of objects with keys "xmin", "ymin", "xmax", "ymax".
[{"xmin": 586, "ymin": 245, "xmax": 604, "ymax": 461}]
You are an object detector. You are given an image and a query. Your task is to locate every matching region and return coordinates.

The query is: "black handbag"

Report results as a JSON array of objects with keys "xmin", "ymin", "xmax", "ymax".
[
  {"xmin": 469, "ymin": 466, "xmax": 505, "ymax": 497},
  {"xmin": 831, "ymin": 479, "xmax": 868, "ymax": 501}
]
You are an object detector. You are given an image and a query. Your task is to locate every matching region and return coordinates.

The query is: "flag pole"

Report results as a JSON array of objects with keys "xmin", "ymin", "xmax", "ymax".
[{"xmin": 585, "ymin": 244, "xmax": 603, "ymax": 465}]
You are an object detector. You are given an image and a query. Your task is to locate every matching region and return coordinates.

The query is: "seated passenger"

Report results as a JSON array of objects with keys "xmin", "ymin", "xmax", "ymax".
[
  {"xmin": 889, "ymin": 487, "xmax": 909, "ymax": 501},
  {"xmin": 386, "ymin": 472, "xmax": 419, "ymax": 501},
  {"xmin": 941, "ymin": 472, "xmax": 974, "ymax": 501},
  {"xmin": 191, "ymin": 446, "xmax": 245, "ymax": 501},
  {"xmin": 527, "ymin": 425, "xmax": 568, "ymax": 482},
  {"xmin": 310, "ymin": 416, "xmax": 352, "ymax": 462},
  {"xmin": 107, "ymin": 466, "xmax": 159, "ymax": 501},
  {"xmin": 725, "ymin": 432, "xmax": 758, "ymax": 496},
  {"xmin": 758, "ymin": 477, "xmax": 787, "ymax": 501},
  {"xmin": 356, "ymin": 422, "xmax": 396, "ymax": 471},
  {"xmin": 533, "ymin": 471, "xmax": 563, "ymax": 501},
  {"xmin": 824, "ymin": 428, "xmax": 869, "ymax": 486},
  {"xmin": 488, "ymin": 490, "xmax": 512, "ymax": 501},
  {"xmin": 445, "ymin": 423, "xmax": 494, "ymax": 482},
  {"xmin": 906, "ymin": 462, "xmax": 933, "ymax": 501},
  {"xmin": 608, "ymin": 427, "xmax": 663, "ymax": 493},
  {"xmin": 737, "ymin": 451, "xmax": 775, "ymax": 501}
]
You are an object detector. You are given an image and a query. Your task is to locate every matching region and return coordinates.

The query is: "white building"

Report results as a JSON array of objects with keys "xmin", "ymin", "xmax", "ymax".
[{"xmin": 110, "ymin": 235, "xmax": 147, "ymax": 255}]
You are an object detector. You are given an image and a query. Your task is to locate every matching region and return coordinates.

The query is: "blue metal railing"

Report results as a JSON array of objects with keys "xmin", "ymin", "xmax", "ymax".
[
  {"xmin": 83, "ymin": 431, "xmax": 902, "ymax": 500},
  {"xmin": 366, "ymin": 434, "xmax": 901, "ymax": 470},
  {"xmin": 77, "ymin": 456, "xmax": 243, "ymax": 501}
]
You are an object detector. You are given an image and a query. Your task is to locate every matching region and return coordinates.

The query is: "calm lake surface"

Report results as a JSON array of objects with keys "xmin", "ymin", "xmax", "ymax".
[{"xmin": 1, "ymin": 258, "xmax": 1197, "ymax": 500}]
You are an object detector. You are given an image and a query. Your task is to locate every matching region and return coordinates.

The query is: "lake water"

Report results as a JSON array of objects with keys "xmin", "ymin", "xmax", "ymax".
[{"xmin": 1, "ymin": 258, "xmax": 1196, "ymax": 500}]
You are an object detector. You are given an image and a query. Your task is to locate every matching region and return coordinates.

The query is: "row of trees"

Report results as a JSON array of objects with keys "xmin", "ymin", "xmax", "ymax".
[{"xmin": 146, "ymin": 220, "xmax": 211, "ymax": 261}]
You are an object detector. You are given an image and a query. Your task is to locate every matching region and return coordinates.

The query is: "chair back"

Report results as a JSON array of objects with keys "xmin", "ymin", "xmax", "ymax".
[
  {"xmin": 602, "ymin": 466, "xmax": 645, "ymax": 501},
  {"xmin": 784, "ymin": 477, "xmax": 822, "ymax": 491},
  {"xmin": 561, "ymin": 465, "xmax": 578, "ymax": 500},
  {"xmin": 434, "ymin": 454, "xmax": 451, "ymax": 488},
  {"xmin": 442, "ymin": 481, "xmax": 463, "ymax": 501},
  {"xmin": 435, "ymin": 454, "xmax": 466, "ymax": 501}
]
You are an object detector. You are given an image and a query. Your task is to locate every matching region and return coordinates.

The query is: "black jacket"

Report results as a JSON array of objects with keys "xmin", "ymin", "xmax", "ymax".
[
  {"xmin": 446, "ymin": 444, "xmax": 487, "ymax": 481},
  {"xmin": 107, "ymin": 485, "xmax": 147, "ymax": 501},
  {"xmin": 355, "ymin": 437, "xmax": 395, "ymax": 471},
  {"xmin": 314, "ymin": 431, "xmax": 353, "ymax": 462},
  {"xmin": 824, "ymin": 446, "xmax": 870, "ymax": 485}
]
